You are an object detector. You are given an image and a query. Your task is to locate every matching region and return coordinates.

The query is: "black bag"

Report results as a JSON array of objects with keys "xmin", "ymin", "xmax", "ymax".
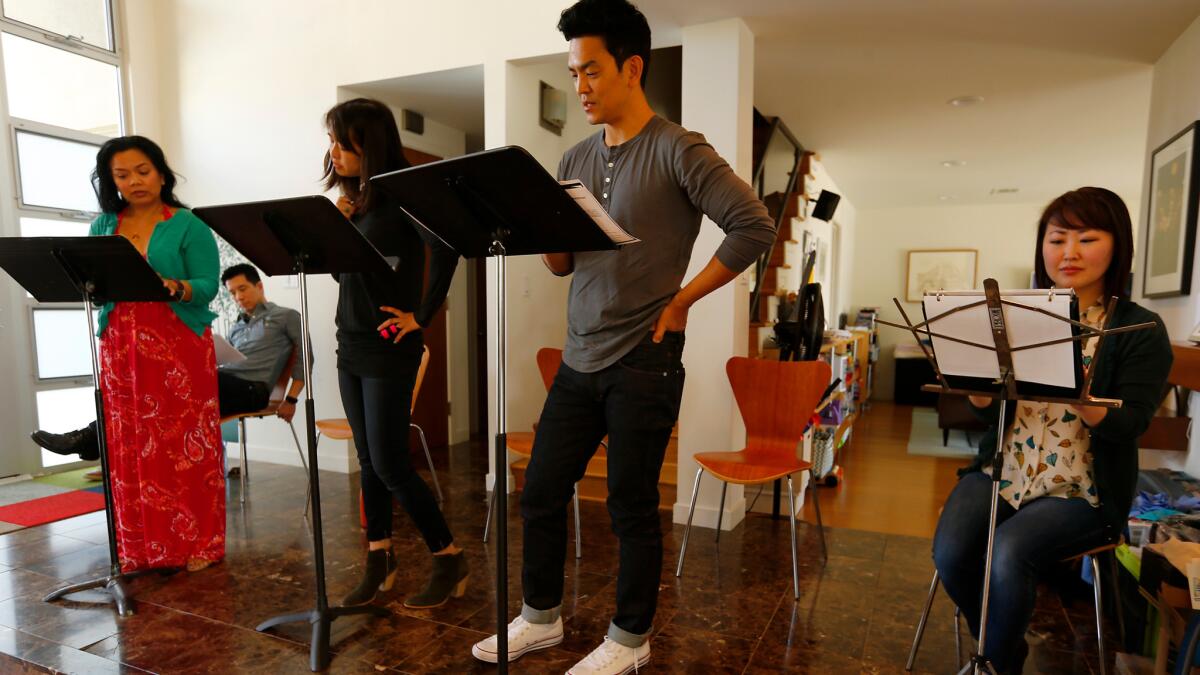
[{"xmin": 775, "ymin": 282, "xmax": 824, "ymax": 361}]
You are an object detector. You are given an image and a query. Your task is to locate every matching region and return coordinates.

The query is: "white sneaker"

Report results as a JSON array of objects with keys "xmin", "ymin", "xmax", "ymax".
[
  {"xmin": 471, "ymin": 615, "xmax": 564, "ymax": 663},
  {"xmin": 567, "ymin": 637, "xmax": 650, "ymax": 675}
]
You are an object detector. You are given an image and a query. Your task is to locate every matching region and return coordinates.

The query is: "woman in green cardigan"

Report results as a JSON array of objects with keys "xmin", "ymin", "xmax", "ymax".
[
  {"xmin": 88, "ymin": 135, "xmax": 225, "ymax": 573},
  {"xmin": 932, "ymin": 187, "xmax": 1173, "ymax": 673}
]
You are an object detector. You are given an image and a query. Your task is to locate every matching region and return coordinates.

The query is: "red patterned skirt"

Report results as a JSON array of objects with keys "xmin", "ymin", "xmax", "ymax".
[{"xmin": 99, "ymin": 302, "xmax": 225, "ymax": 571}]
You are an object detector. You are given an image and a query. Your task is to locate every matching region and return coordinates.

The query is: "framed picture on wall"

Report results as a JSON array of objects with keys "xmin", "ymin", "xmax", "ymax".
[
  {"xmin": 1143, "ymin": 121, "xmax": 1200, "ymax": 298},
  {"xmin": 906, "ymin": 249, "xmax": 978, "ymax": 302}
]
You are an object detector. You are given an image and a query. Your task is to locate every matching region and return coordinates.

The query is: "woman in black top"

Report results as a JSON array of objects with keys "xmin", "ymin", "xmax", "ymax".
[
  {"xmin": 324, "ymin": 98, "xmax": 466, "ymax": 609},
  {"xmin": 932, "ymin": 187, "xmax": 1172, "ymax": 672}
]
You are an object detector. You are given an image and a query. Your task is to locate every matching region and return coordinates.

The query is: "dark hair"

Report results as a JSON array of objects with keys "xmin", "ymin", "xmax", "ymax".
[
  {"xmin": 221, "ymin": 263, "xmax": 261, "ymax": 285},
  {"xmin": 91, "ymin": 135, "xmax": 186, "ymax": 214},
  {"xmin": 558, "ymin": 0, "xmax": 651, "ymax": 87},
  {"xmin": 322, "ymin": 98, "xmax": 409, "ymax": 214},
  {"xmin": 1034, "ymin": 187, "xmax": 1134, "ymax": 300}
]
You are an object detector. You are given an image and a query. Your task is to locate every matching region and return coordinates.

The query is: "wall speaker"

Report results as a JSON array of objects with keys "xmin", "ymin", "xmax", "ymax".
[
  {"xmin": 811, "ymin": 190, "xmax": 841, "ymax": 221},
  {"xmin": 402, "ymin": 109, "xmax": 424, "ymax": 135}
]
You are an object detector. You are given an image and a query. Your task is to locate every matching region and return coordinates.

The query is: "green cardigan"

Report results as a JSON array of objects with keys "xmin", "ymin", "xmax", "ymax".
[
  {"xmin": 88, "ymin": 209, "xmax": 219, "ymax": 337},
  {"xmin": 962, "ymin": 298, "xmax": 1174, "ymax": 537}
]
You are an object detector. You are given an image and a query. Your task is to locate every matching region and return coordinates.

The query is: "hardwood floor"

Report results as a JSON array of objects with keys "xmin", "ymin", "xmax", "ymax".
[{"xmin": 798, "ymin": 401, "xmax": 971, "ymax": 539}]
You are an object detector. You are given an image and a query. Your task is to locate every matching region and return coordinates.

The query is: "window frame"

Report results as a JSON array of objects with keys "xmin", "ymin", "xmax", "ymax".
[{"xmin": 0, "ymin": 0, "xmax": 118, "ymax": 62}]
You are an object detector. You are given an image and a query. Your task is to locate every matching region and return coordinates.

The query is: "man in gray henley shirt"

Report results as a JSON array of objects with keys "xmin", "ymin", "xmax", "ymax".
[{"xmin": 472, "ymin": 1, "xmax": 776, "ymax": 672}]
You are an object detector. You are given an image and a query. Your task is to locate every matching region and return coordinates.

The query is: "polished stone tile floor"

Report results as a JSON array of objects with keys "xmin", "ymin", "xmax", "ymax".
[{"xmin": 0, "ymin": 442, "xmax": 1112, "ymax": 673}]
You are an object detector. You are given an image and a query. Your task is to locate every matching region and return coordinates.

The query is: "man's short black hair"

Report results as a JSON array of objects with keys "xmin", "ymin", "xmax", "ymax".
[
  {"xmin": 221, "ymin": 263, "xmax": 261, "ymax": 285},
  {"xmin": 558, "ymin": 0, "xmax": 651, "ymax": 87}
]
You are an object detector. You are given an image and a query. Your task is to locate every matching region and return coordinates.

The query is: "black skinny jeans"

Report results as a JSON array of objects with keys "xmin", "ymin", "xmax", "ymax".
[
  {"xmin": 338, "ymin": 357, "xmax": 453, "ymax": 551},
  {"xmin": 520, "ymin": 332, "xmax": 685, "ymax": 644}
]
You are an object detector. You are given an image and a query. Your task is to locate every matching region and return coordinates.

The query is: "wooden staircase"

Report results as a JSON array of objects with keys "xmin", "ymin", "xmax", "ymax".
[
  {"xmin": 749, "ymin": 148, "xmax": 811, "ymax": 359},
  {"xmin": 509, "ymin": 428, "xmax": 679, "ymax": 508}
]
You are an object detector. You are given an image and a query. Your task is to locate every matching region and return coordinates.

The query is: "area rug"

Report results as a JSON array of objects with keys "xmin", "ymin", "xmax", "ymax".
[
  {"xmin": 0, "ymin": 468, "xmax": 106, "ymax": 530},
  {"xmin": 906, "ymin": 407, "xmax": 980, "ymax": 459}
]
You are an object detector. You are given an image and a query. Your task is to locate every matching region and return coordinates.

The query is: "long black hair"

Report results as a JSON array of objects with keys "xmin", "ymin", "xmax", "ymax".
[
  {"xmin": 91, "ymin": 135, "xmax": 186, "ymax": 214},
  {"xmin": 1034, "ymin": 187, "xmax": 1134, "ymax": 300},
  {"xmin": 322, "ymin": 98, "xmax": 409, "ymax": 214}
]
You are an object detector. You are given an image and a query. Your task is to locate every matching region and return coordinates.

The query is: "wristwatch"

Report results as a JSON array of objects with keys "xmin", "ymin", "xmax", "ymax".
[
  {"xmin": 285, "ymin": 395, "xmax": 299, "ymax": 404},
  {"xmin": 170, "ymin": 280, "xmax": 186, "ymax": 302}
]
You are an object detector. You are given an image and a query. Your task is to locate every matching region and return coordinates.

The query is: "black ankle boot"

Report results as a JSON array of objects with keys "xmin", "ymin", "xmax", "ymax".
[
  {"xmin": 403, "ymin": 551, "xmax": 469, "ymax": 609},
  {"xmin": 31, "ymin": 421, "xmax": 99, "ymax": 461},
  {"xmin": 341, "ymin": 547, "xmax": 398, "ymax": 606}
]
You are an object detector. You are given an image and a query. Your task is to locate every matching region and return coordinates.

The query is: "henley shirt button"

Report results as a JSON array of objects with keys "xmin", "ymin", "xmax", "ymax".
[
  {"xmin": 603, "ymin": 193, "xmax": 608, "ymax": 198},
  {"xmin": 608, "ymin": 162, "xmax": 614, "ymax": 167},
  {"xmin": 605, "ymin": 177, "xmax": 611, "ymax": 183}
]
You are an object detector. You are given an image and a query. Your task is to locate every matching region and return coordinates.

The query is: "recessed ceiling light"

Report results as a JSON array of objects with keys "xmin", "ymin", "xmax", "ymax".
[
  {"xmin": 941, "ymin": 160, "xmax": 966, "ymax": 168},
  {"xmin": 989, "ymin": 187, "xmax": 1020, "ymax": 195},
  {"xmin": 947, "ymin": 95, "xmax": 985, "ymax": 107},
  {"xmin": 938, "ymin": 195, "xmax": 955, "ymax": 201}
]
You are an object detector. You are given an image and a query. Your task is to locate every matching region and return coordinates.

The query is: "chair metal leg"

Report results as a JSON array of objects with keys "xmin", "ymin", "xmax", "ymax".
[
  {"xmin": 715, "ymin": 481, "xmax": 728, "ymax": 543},
  {"xmin": 906, "ymin": 569, "xmax": 939, "ymax": 671},
  {"xmin": 288, "ymin": 421, "xmax": 311, "ymax": 519},
  {"xmin": 573, "ymin": 484, "xmax": 582, "ymax": 560},
  {"xmin": 675, "ymin": 467, "xmax": 703, "ymax": 577},
  {"xmin": 411, "ymin": 423, "xmax": 442, "ymax": 503},
  {"xmin": 238, "ymin": 418, "xmax": 248, "ymax": 505},
  {"xmin": 482, "ymin": 487, "xmax": 496, "ymax": 543},
  {"xmin": 786, "ymin": 475, "xmax": 800, "ymax": 599},
  {"xmin": 1106, "ymin": 549, "xmax": 1126, "ymax": 645},
  {"xmin": 1091, "ymin": 554, "xmax": 1107, "ymax": 675},
  {"xmin": 808, "ymin": 470, "xmax": 827, "ymax": 562},
  {"xmin": 954, "ymin": 607, "xmax": 962, "ymax": 668}
]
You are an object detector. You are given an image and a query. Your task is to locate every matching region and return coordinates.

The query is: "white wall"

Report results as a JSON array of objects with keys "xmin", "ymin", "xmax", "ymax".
[
  {"xmin": 1136, "ymin": 15, "xmax": 1200, "ymax": 474},
  {"xmin": 674, "ymin": 18, "xmax": 755, "ymax": 530}
]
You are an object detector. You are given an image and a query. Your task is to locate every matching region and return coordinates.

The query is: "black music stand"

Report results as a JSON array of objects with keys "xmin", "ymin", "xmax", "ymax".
[
  {"xmin": 372, "ymin": 146, "xmax": 626, "ymax": 672},
  {"xmin": 0, "ymin": 235, "xmax": 173, "ymax": 617},
  {"xmin": 880, "ymin": 278, "xmax": 1157, "ymax": 674},
  {"xmin": 193, "ymin": 197, "xmax": 394, "ymax": 672}
]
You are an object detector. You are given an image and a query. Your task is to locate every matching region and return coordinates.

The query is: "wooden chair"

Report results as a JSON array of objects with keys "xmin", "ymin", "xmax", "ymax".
[
  {"xmin": 219, "ymin": 347, "xmax": 308, "ymax": 506},
  {"xmin": 482, "ymin": 347, "xmax": 584, "ymax": 559},
  {"xmin": 906, "ymin": 539, "xmax": 1125, "ymax": 675},
  {"xmin": 315, "ymin": 345, "xmax": 443, "ymax": 523},
  {"xmin": 675, "ymin": 357, "xmax": 832, "ymax": 599}
]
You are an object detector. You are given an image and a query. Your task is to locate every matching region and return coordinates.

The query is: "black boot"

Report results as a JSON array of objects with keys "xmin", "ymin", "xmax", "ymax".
[
  {"xmin": 403, "ymin": 551, "xmax": 469, "ymax": 609},
  {"xmin": 31, "ymin": 421, "xmax": 99, "ymax": 461},
  {"xmin": 341, "ymin": 547, "xmax": 398, "ymax": 606}
]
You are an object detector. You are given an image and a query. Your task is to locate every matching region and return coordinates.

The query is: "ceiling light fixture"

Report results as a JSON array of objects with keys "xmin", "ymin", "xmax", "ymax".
[
  {"xmin": 941, "ymin": 160, "xmax": 966, "ymax": 168},
  {"xmin": 989, "ymin": 187, "xmax": 1020, "ymax": 195},
  {"xmin": 947, "ymin": 95, "xmax": 985, "ymax": 107}
]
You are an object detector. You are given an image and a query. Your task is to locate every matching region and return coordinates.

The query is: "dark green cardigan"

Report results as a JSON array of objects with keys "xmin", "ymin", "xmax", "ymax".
[{"xmin": 961, "ymin": 298, "xmax": 1174, "ymax": 537}]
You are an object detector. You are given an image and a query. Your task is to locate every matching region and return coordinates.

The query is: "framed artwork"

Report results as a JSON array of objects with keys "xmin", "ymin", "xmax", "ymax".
[
  {"xmin": 906, "ymin": 249, "xmax": 978, "ymax": 302},
  {"xmin": 1143, "ymin": 121, "xmax": 1200, "ymax": 298}
]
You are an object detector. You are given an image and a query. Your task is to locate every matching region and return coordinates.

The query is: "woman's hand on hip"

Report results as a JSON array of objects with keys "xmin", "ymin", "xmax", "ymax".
[{"xmin": 377, "ymin": 306, "xmax": 421, "ymax": 343}]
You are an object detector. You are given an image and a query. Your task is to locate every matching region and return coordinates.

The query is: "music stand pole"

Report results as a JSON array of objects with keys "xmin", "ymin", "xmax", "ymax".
[
  {"xmin": 41, "ymin": 276, "xmax": 133, "ymax": 616},
  {"xmin": 247, "ymin": 262, "xmax": 388, "ymax": 674},
  {"xmin": 491, "ymin": 239, "xmax": 510, "ymax": 671}
]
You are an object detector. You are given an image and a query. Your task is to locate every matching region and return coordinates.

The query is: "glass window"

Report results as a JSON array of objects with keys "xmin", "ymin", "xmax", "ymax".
[
  {"xmin": 2, "ymin": 0, "xmax": 111, "ymax": 51},
  {"xmin": 15, "ymin": 129, "xmax": 100, "ymax": 213},
  {"xmin": 19, "ymin": 216, "xmax": 89, "ymax": 238},
  {"xmin": 33, "ymin": 307, "xmax": 95, "ymax": 379},
  {"xmin": 2, "ymin": 33, "xmax": 120, "ymax": 136},
  {"xmin": 35, "ymin": 386, "xmax": 95, "ymax": 467}
]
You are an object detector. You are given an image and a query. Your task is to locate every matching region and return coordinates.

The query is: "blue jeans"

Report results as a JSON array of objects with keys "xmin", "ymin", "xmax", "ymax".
[
  {"xmin": 520, "ymin": 332, "xmax": 685, "ymax": 647},
  {"xmin": 932, "ymin": 471, "xmax": 1108, "ymax": 669}
]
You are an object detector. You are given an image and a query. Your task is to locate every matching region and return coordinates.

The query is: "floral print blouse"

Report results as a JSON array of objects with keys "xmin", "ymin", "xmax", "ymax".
[{"xmin": 999, "ymin": 303, "xmax": 1106, "ymax": 509}]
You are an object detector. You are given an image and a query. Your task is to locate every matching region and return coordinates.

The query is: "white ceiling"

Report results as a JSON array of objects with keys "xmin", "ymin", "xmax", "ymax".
[{"xmin": 638, "ymin": 0, "xmax": 1200, "ymax": 209}]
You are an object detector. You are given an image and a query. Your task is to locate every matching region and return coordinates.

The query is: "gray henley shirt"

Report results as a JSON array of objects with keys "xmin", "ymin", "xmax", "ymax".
[{"xmin": 557, "ymin": 115, "xmax": 777, "ymax": 373}]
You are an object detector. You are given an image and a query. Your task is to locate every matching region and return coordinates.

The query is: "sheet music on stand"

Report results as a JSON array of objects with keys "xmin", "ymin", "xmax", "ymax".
[{"xmin": 922, "ymin": 289, "xmax": 1084, "ymax": 399}]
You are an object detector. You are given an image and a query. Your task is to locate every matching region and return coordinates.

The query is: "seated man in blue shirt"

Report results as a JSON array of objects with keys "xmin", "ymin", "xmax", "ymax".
[{"xmin": 31, "ymin": 263, "xmax": 308, "ymax": 461}]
